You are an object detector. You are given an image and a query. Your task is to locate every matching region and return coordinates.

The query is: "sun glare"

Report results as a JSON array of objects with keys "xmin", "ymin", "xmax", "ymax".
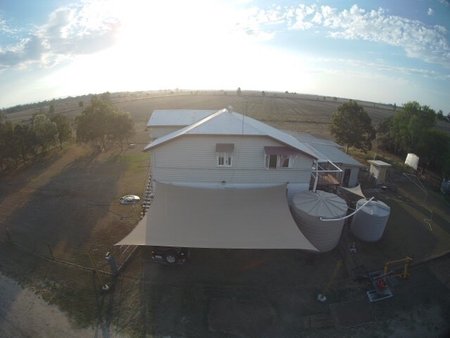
[{"xmin": 41, "ymin": 0, "xmax": 317, "ymax": 98}]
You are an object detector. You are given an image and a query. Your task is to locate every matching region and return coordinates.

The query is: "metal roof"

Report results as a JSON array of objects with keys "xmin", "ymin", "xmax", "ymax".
[
  {"xmin": 287, "ymin": 131, "xmax": 363, "ymax": 167},
  {"xmin": 144, "ymin": 108, "xmax": 322, "ymax": 159},
  {"xmin": 147, "ymin": 109, "xmax": 217, "ymax": 127},
  {"xmin": 368, "ymin": 160, "xmax": 391, "ymax": 167}
]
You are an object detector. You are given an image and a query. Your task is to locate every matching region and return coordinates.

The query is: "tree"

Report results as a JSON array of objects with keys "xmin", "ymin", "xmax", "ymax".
[
  {"xmin": 237, "ymin": 87, "xmax": 241, "ymax": 96},
  {"xmin": 13, "ymin": 124, "xmax": 37, "ymax": 161},
  {"xmin": 330, "ymin": 100, "xmax": 375, "ymax": 153},
  {"xmin": 51, "ymin": 114, "xmax": 72, "ymax": 149},
  {"xmin": 32, "ymin": 114, "xmax": 58, "ymax": 152},
  {"xmin": 376, "ymin": 117, "xmax": 395, "ymax": 152},
  {"xmin": 390, "ymin": 101, "xmax": 436, "ymax": 153},
  {"xmin": 0, "ymin": 120, "xmax": 16, "ymax": 169},
  {"xmin": 110, "ymin": 112, "xmax": 134, "ymax": 149},
  {"xmin": 48, "ymin": 104, "xmax": 55, "ymax": 115},
  {"xmin": 416, "ymin": 129, "xmax": 450, "ymax": 173},
  {"xmin": 75, "ymin": 94, "xmax": 134, "ymax": 150},
  {"xmin": 377, "ymin": 101, "xmax": 450, "ymax": 176}
]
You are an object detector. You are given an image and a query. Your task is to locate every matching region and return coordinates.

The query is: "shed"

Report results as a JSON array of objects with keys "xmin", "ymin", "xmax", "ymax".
[{"xmin": 367, "ymin": 160, "xmax": 391, "ymax": 185}]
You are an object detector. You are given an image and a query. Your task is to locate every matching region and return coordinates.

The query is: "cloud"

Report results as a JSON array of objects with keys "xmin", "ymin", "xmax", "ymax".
[
  {"xmin": 0, "ymin": 16, "xmax": 18, "ymax": 36},
  {"xmin": 0, "ymin": 3, "xmax": 120, "ymax": 69},
  {"xmin": 315, "ymin": 57, "xmax": 450, "ymax": 81},
  {"xmin": 427, "ymin": 8, "xmax": 434, "ymax": 16},
  {"xmin": 246, "ymin": 4, "xmax": 450, "ymax": 69}
]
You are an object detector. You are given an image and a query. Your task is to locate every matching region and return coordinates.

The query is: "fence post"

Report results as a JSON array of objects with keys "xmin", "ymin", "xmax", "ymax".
[{"xmin": 105, "ymin": 251, "xmax": 118, "ymax": 277}]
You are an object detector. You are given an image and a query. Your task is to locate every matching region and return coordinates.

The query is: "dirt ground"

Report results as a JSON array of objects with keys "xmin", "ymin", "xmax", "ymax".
[
  {"xmin": 0, "ymin": 272, "xmax": 98, "ymax": 338},
  {"xmin": 1, "ymin": 92, "xmax": 450, "ymax": 337}
]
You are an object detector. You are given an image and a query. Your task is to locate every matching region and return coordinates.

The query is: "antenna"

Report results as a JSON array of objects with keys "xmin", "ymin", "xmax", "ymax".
[{"xmin": 241, "ymin": 101, "xmax": 248, "ymax": 135}]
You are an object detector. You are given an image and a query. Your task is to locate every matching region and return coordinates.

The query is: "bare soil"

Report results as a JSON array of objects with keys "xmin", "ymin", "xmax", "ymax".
[{"xmin": 0, "ymin": 272, "xmax": 97, "ymax": 337}]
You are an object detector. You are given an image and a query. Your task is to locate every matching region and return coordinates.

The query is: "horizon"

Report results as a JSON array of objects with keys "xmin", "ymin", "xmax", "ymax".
[
  {"xmin": 0, "ymin": 88, "xmax": 402, "ymax": 111},
  {"xmin": 1, "ymin": 0, "xmax": 450, "ymax": 112}
]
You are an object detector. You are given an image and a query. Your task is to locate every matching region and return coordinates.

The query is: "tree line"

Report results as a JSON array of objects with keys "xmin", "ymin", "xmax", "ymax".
[
  {"xmin": 330, "ymin": 100, "xmax": 450, "ymax": 178},
  {"xmin": 0, "ymin": 93, "xmax": 134, "ymax": 171},
  {"xmin": 0, "ymin": 111, "xmax": 71, "ymax": 170}
]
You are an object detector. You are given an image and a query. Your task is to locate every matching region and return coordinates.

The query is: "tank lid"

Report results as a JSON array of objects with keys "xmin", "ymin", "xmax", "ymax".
[
  {"xmin": 293, "ymin": 190, "xmax": 347, "ymax": 218},
  {"xmin": 357, "ymin": 199, "xmax": 390, "ymax": 216}
]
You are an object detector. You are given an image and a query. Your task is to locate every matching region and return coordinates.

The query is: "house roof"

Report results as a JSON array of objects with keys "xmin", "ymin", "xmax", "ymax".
[
  {"xmin": 287, "ymin": 131, "xmax": 363, "ymax": 167},
  {"xmin": 116, "ymin": 182, "xmax": 318, "ymax": 251},
  {"xmin": 144, "ymin": 108, "xmax": 322, "ymax": 160},
  {"xmin": 147, "ymin": 109, "xmax": 217, "ymax": 127}
]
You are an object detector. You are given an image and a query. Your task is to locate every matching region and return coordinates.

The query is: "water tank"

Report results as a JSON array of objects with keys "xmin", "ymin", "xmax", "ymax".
[
  {"xmin": 351, "ymin": 199, "xmax": 390, "ymax": 242},
  {"xmin": 291, "ymin": 190, "xmax": 348, "ymax": 252}
]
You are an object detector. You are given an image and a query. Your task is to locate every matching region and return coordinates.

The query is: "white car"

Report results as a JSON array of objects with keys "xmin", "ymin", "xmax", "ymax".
[{"xmin": 120, "ymin": 195, "xmax": 140, "ymax": 205}]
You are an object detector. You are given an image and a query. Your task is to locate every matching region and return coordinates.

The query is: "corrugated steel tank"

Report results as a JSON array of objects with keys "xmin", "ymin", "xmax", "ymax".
[
  {"xmin": 291, "ymin": 190, "xmax": 348, "ymax": 252},
  {"xmin": 351, "ymin": 199, "xmax": 390, "ymax": 242}
]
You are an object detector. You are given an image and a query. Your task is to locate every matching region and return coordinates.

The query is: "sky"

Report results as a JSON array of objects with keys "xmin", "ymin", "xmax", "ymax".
[{"xmin": 0, "ymin": 0, "xmax": 449, "ymax": 112}]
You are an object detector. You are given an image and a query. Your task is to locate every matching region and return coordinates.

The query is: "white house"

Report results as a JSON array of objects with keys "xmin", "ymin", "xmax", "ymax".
[
  {"xmin": 115, "ymin": 108, "xmax": 362, "ymax": 250},
  {"xmin": 144, "ymin": 108, "xmax": 336, "ymax": 199},
  {"xmin": 145, "ymin": 108, "xmax": 361, "ymax": 192}
]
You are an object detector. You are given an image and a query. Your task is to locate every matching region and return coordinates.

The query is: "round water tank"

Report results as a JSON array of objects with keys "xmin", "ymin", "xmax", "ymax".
[
  {"xmin": 291, "ymin": 190, "xmax": 348, "ymax": 252},
  {"xmin": 351, "ymin": 199, "xmax": 390, "ymax": 242}
]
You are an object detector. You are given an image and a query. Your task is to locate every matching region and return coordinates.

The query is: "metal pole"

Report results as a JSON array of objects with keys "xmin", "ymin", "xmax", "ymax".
[
  {"xmin": 105, "ymin": 251, "xmax": 118, "ymax": 276},
  {"xmin": 313, "ymin": 161, "xmax": 319, "ymax": 192},
  {"xmin": 320, "ymin": 197, "xmax": 375, "ymax": 221}
]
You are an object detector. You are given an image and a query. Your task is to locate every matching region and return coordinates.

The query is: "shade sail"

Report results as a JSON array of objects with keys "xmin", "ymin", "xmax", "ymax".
[
  {"xmin": 339, "ymin": 184, "xmax": 366, "ymax": 199},
  {"xmin": 116, "ymin": 182, "xmax": 318, "ymax": 251}
]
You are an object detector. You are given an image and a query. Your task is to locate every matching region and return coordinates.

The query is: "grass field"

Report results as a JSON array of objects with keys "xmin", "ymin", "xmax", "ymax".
[{"xmin": 1, "ymin": 91, "xmax": 449, "ymax": 337}]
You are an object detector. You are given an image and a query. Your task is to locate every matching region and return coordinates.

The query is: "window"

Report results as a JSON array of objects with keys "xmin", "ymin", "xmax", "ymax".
[
  {"xmin": 217, "ymin": 152, "xmax": 232, "ymax": 167},
  {"xmin": 267, "ymin": 154, "xmax": 277, "ymax": 168},
  {"xmin": 265, "ymin": 154, "xmax": 291, "ymax": 169},
  {"xmin": 264, "ymin": 146, "xmax": 297, "ymax": 169},
  {"xmin": 216, "ymin": 143, "xmax": 234, "ymax": 167},
  {"xmin": 280, "ymin": 155, "xmax": 290, "ymax": 168}
]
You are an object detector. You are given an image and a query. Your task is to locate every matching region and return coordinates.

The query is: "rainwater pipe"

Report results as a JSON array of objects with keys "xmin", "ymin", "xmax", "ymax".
[{"xmin": 319, "ymin": 196, "xmax": 375, "ymax": 222}]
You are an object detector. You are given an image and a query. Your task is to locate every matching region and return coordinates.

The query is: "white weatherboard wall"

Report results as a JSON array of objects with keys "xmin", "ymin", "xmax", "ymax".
[
  {"xmin": 339, "ymin": 164, "xmax": 360, "ymax": 188},
  {"xmin": 151, "ymin": 135, "xmax": 314, "ymax": 188}
]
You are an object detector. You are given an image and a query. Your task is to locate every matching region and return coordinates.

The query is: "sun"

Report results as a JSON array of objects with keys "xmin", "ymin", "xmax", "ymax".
[{"xmin": 42, "ymin": 0, "xmax": 316, "ymax": 97}]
